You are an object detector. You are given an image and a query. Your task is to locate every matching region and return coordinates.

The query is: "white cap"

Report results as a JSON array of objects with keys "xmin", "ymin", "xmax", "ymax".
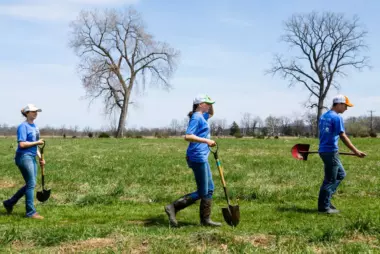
[
  {"xmin": 332, "ymin": 95, "xmax": 353, "ymax": 107},
  {"xmin": 22, "ymin": 104, "xmax": 42, "ymax": 113},
  {"xmin": 193, "ymin": 94, "xmax": 215, "ymax": 105}
]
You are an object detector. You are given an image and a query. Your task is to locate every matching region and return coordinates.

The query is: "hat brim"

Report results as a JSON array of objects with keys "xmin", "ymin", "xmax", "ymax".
[
  {"xmin": 26, "ymin": 108, "xmax": 42, "ymax": 112},
  {"xmin": 345, "ymin": 103, "xmax": 353, "ymax": 107}
]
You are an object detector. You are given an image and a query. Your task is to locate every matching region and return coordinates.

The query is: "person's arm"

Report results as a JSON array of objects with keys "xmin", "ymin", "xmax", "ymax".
[
  {"xmin": 335, "ymin": 116, "xmax": 366, "ymax": 157},
  {"xmin": 340, "ymin": 132, "xmax": 366, "ymax": 157},
  {"xmin": 19, "ymin": 140, "xmax": 44, "ymax": 149},
  {"xmin": 184, "ymin": 115, "xmax": 216, "ymax": 146},
  {"xmin": 17, "ymin": 125, "xmax": 43, "ymax": 148}
]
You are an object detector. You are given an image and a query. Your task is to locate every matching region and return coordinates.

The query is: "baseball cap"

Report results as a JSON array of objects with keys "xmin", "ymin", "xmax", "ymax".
[
  {"xmin": 22, "ymin": 104, "xmax": 42, "ymax": 113},
  {"xmin": 193, "ymin": 94, "xmax": 215, "ymax": 105},
  {"xmin": 333, "ymin": 95, "xmax": 353, "ymax": 107}
]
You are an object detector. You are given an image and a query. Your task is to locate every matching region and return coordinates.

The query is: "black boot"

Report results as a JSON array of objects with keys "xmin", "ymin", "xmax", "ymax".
[
  {"xmin": 165, "ymin": 195, "xmax": 195, "ymax": 227},
  {"xmin": 200, "ymin": 198, "xmax": 222, "ymax": 227}
]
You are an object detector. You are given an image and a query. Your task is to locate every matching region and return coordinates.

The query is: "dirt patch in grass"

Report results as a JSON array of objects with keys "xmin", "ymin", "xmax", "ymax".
[
  {"xmin": 235, "ymin": 234, "xmax": 275, "ymax": 249},
  {"xmin": 341, "ymin": 233, "xmax": 379, "ymax": 246},
  {"xmin": 0, "ymin": 178, "xmax": 17, "ymax": 188},
  {"xmin": 56, "ymin": 237, "xmax": 117, "ymax": 253},
  {"xmin": 11, "ymin": 240, "xmax": 35, "ymax": 251}
]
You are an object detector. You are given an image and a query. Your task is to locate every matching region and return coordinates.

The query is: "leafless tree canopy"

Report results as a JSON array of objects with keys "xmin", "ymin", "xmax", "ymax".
[
  {"xmin": 267, "ymin": 11, "xmax": 369, "ymax": 135},
  {"xmin": 69, "ymin": 7, "xmax": 179, "ymax": 137}
]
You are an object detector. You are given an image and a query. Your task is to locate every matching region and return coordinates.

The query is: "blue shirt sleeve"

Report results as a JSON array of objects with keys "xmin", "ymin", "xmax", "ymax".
[
  {"xmin": 17, "ymin": 124, "xmax": 27, "ymax": 142},
  {"xmin": 186, "ymin": 115, "xmax": 199, "ymax": 135},
  {"xmin": 334, "ymin": 115, "xmax": 345, "ymax": 135}
]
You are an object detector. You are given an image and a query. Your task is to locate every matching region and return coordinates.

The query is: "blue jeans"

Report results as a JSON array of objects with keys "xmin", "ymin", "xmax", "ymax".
[
  {"xmin": 318, "ymin": 152, "xmax": 346, "ymax": 210},
  {"xmin": 187, "ymin": 159, "xmax": 215, "ymax": 200},
  {"xmin": 4, "ymin": 154, "xmax": 38, "ymax": 217}
]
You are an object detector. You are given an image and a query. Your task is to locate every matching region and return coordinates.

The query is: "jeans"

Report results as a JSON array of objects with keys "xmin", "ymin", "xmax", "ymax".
[
  {"xmin": 186, "ymin": 159, "xmax": 215, "ymax": 200},
  {"xmin": 318, "ymin": 152, "xmax": 346, "ymax": 210},
  {"xmin": 4, "ymin": 154, "xmax": 37, "ymax": 217}
]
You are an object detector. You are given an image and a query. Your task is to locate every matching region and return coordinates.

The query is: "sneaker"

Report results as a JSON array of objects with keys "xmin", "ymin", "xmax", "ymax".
[
  {"xmin": 318, "ymin": 208, "xmax": 340, "ymax": 214},
  {"xmin": 3, "ymin": 201, "xmax": 13, "ymax": 214},
  {"xmin": 330, "ymin": 203, "xmax": 337, "ymax": 210},
  {"xmin": 29, "ymin": 213, "xmax": 44, "ymax": 220}
]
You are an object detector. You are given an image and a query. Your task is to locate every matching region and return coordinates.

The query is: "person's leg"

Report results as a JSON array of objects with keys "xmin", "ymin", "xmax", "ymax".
[
  {"xmin": 330, "ymin": 155, "xmax": 346, "ymax": 209},
  {"xmin": 199, "ymin": 162, "xmax": 221, "ymax": 226},
  {"xmin": 3, "ymin": 155, "xmax": 28, "ymax": 214},
  {"xmin": 21, "ymin": 155, "xmax": 38, "ymax": 217},
  {"xmin": 318, "ymin": 153, "xmax": 340, "ymax": 213},
  {"xmin": 164, "ymin": 160, "xmax": 198, "ymax": 227}
]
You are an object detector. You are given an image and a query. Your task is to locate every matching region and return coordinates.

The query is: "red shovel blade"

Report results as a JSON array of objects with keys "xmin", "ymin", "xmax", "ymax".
[{"xmin": 291, "ymin": 144, "xmax": 310, "ymax": 160}]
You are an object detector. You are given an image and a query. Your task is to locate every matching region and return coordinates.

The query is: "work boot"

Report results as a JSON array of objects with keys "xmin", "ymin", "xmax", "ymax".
[
  {"xmin": 165, "ymin": 195, "xmax": 195, "ymax": 227},
  {"xmin": 200, "ymin": 198, "xmax": 222, "ymax": 227}
]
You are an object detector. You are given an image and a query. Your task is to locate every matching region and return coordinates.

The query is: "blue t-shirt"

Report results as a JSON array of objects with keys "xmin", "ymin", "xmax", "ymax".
[
  {"xmin": 16, "ymin": 122, "xmax": 40, "ymax": 156},
  {"xmin": 318, "ymin": 110, "xmax": 345, "ymax": 153},
  {"xmin": 186, "ymin": 112, "xmax": 211, "ymax": 163}
]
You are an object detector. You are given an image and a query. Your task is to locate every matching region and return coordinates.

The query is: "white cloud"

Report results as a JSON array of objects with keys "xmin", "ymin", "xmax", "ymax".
[
  {"xmin": 0, "ymin": 0, "xmax": 140, "ymax": 22},
  {"xmin": 0, "ymin": 3, "xmax": 76, "ymax": 21}
]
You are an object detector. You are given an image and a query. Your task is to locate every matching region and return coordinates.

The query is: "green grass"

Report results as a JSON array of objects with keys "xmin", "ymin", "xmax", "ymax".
[{"xmin": 0, "ymin": 137, "xmax": 379, "ymax": 253}]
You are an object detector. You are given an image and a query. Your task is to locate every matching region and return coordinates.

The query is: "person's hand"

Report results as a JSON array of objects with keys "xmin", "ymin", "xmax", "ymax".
[
  {"xmin": 39, "ymin": 159, "xmax": 46, "ymax": 166},
  {"xmin": 354, "ymin": 150, "xmax": 367, "ymax": 158},
  {"xmin": 206, "ymin": 139, "xmax": 216, "ymax": 147},
  {"xmin": 36, "ymin": 139, "xmax": 45, "ymax": 145}
]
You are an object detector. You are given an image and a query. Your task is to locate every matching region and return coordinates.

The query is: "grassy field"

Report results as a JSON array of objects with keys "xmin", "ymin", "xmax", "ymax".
[{"xmin": 0, "ymin": 137, "xmax": 379, "ymax": 253}]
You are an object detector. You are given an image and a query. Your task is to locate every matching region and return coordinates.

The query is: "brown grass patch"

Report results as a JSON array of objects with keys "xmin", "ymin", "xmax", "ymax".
[
  {"xmin": 341, "ymin": 233, "xmax": 379, "ymax": 245},
  {"xmin": 56, "ymin": 237, "xmax": 117, "ymax": 253},
  {"xmin": 0, "ymin": 178, "xmax": 17, "ymax": 188},
  {"xmin": 235, "ymin": 234, "xmax": 275, "ymax": 249}
]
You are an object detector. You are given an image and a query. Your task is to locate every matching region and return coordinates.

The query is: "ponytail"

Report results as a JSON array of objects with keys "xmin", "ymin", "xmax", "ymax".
[
  {"xmin": 188, "ymin": 104, "xmax": 198, "ymax": 118},
  {"xmin": 21, "ymin": 109, "xmax": 27, "ymax": 117}
]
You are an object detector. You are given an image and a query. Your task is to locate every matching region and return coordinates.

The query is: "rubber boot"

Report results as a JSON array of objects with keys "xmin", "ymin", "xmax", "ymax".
[
  {"xmin": 165, "ymin": 194, "xmax": 195, "ymax": 227},
  {"xmin": 200, "ymin": 198, "xmax": 222, "ymax": 227}
]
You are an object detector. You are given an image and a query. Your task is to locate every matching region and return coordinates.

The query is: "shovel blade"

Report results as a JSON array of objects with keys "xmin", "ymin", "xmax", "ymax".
[
  {"xmin": 222, "ymin": 205, "xmax": 240, "ymax": 227},
  {"xmin": 291, "ymin": 144, "xmax": 310, "ymax": 161},
  {"xmin": 37, "ymin": 189, "xmax": 51, "ymax": 202}
]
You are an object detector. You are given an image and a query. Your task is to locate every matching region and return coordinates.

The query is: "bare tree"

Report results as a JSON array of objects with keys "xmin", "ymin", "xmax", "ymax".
[
  {"xmin": 240, "ymin": 113, "xmax": 251, "ymax": 136},
  {"xmin": 69, "ymin": 7, "xmax": 179, "ymax": 138},
  {"xmin": 279, "ymin": 116, "xmax": 292, "ymax": 136},
  {"xmin": 304, "ymin": 112, "xmax": 318, "ymax": 137},
  {"xmin": 267, "ymin": 12, "xmax": 369, "ymax": 135},
  {"xmin": 265, "ymin": 116, "xmax": 281, "ymax": 136},
  {"xmin": 169, "ymin": 119, "xmax": 181, "ymax": 136}
]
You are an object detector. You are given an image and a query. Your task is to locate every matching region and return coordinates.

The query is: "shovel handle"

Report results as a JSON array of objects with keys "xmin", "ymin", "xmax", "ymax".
[{"xmin": 300, "ymin": 150, "xmax": 356, "ymax": 156}]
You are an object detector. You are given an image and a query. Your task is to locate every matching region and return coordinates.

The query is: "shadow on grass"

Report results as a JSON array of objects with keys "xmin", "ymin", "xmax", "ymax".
[
  {"xmin": 129, "ymin": 215, "xmax": 198, "ymax": 228},
  {"xmin": 277, "ymin": 205, "xmax": 319, "ymax": 214}
]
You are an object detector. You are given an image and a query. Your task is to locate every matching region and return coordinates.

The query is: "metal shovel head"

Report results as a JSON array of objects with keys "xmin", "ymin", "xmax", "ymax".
[
  {"xmin": 291, "ymin": 144, "xmax": 310, "ymax": 161},
  {"xmin": 37, "ymin": 189, "xmax": 51, "ymax": 202},
  {"xmin": 222, "ymin": 205, "xmax": 240, "ymax": 227}
]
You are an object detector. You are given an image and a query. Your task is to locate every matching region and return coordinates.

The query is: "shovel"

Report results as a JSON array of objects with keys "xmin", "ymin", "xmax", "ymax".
[
  {"xmin": 37, "ymin": 141, "xmax": 51, "ymax": 202},
  {"xmin": 291, "ymin": 143, "xmax": 356, "ymax": 161},
  {"xmin": 210, "ymin": 143, "xmax": 240, "ymax": 227}
]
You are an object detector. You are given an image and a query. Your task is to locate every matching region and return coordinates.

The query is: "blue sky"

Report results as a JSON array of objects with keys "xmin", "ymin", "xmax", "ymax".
[{"xmin": 0, "ymin": 0, "xmax": 379, "ymax": 130}]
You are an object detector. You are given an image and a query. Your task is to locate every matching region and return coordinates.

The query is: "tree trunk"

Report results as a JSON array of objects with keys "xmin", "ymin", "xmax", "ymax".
[
  {"xmin": 116, "ymin": 79, "xmax": 134, "ymax": 138},
  {"xmin": 316, "ymin": 97, "xmax": 324, "ymax": 138}
]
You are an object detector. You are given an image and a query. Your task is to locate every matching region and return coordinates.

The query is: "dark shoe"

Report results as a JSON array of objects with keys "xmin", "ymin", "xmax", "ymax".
[
  {"xmin": 200, "ymin": 198, "xmax": 222, "ymax": 227},
  {"xmin": 165, "ymin": 195, "xmax": 195, "ymax": 227},
  {"xmin": 318, "ymin": 208, "xmax": 340, "ymax": 214},
  {"xmin": 3, "ymin": 201, "xmax": 13, "ymax": 214}
]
